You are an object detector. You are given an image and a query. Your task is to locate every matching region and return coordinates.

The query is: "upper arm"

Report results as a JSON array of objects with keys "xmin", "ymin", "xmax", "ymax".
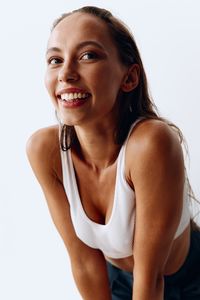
[
  {"xmin": 129, "ymin": 120, "xmax": 185, "ymax": 278},
  {"xmin": 26, "ymin": 129, "xmax": 112, "ymax": 298},
  {"xmin": 26, "ymin": 127, "xmax": 102, "ymax": 263}
]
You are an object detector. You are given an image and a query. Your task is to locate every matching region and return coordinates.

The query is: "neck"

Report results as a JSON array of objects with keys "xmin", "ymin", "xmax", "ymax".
[{"xmin": 73, "ymin": 123, "xmax": 121, "ymax": 171}]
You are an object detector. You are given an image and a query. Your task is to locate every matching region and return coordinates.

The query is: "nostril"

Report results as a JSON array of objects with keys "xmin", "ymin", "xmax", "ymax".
[{"xmin": 58, "ymin": 73, "xmax": 79, "ymax": 83}]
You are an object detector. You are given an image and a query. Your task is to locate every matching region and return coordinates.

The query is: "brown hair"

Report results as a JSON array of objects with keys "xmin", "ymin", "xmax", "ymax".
[
  {"xmin": 53, "ymin": 6, "xmax": 183, "ymax": 148},
  {"xmin": 52, "ymin": 6, "xmax": 199, "ymax": 226}
]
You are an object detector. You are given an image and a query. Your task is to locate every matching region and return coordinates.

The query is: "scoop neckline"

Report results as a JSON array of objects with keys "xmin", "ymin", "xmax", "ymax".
[
  {"xmin": 68, "ymin": 145, "xmax": 124, "ymax": 228},
  {"xmin": 66, "ymin": 118, "xmax": 143, "ymax": 228}
]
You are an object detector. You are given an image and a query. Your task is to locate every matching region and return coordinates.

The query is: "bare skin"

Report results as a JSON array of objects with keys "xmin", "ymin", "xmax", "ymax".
[
  {"xmin": 27, "ymin": 120, "xmax": 190, "ymax": 277},
  {"xmin": 68, "ymin": 123, "xmax": 190, "ymax": 276},
  {"xmin": 27, "ymin": 11, "xmax": 191, "ymax": 300},
  {"xmin": 27, "ymin": 119, "xmax": 190, "ymax": 300},
  {"xmin": 105, "ymin": 226, "xmax": 190, "ymax": 275}
]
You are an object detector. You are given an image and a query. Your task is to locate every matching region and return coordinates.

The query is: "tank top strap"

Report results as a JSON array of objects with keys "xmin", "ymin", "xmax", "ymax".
[
  {"xmin": 123, "ymin": 117, "xmax": 146, "ymax": 147},
  {"xmin": 117, "ymin": 117, "xmax": 146, "ymax": 183}
]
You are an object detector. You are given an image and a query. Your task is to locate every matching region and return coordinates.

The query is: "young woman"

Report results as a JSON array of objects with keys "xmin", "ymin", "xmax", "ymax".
[{"xmin": 26, "ymin": 6, "xmax": 200, "ymax": 300}]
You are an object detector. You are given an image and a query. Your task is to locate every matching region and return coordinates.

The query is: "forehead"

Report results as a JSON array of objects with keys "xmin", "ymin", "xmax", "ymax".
[{"xmin": 48, "ymin": 12, "xmax": 115, "ymax": 49}]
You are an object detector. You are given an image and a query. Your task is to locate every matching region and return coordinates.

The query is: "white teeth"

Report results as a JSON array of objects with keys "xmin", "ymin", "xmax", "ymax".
[
  {"xmin": 69, "ymin": 93, "xmax": 73, "ymax": 100},
  {"xmin": 60, "ymin": 92, "xmax": 89, "ymax": 101}
]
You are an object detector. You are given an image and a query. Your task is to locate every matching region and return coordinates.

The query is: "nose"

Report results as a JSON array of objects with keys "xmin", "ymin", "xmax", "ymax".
[{"xmin": 58, "ymin": 61, "xmax": 79, "ymax": 83}]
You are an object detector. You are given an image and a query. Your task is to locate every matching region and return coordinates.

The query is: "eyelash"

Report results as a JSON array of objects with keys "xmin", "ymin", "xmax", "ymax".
[
  {"xmin": 80, "ymin": 52, "xmax": 99, "ymax": 60},
  {"xmin": 47, "ymin": 57, "xmax": 62, "ymax": 65},
  {"xmin": 47, "ymin": 51, "xmax": 99, "ymax": 65}
]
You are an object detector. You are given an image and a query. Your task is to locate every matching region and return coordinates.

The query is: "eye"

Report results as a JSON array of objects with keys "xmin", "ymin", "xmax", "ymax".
[
  {"xmin": 47, "ymin": 57, "xmax": 62, "ymax": 65},
  {"xmin": 80, "ymin": 52, "xmax": 98, "ymax": 60}
]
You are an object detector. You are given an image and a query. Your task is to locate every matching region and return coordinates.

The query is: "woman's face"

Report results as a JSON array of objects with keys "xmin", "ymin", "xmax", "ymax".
[{"xmin": 45, "ymin": 12, "xmax": 128, "ymax": 126}]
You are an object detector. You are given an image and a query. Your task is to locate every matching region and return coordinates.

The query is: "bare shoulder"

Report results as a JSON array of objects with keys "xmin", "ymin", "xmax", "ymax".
[
  {"xmin": 26, "ymin": 125, "xmax": 59, "ymax": 155},
  {"xmin": 126, "ymin": 119, "xmax": 184, "ymax": 179},
  {"xmin": 26, "ymin": 124, "xmax": 62, "ymax": 182},
  {"xmin": 127, "ymin": 118, "xmax": 183, "ymax": 156}
]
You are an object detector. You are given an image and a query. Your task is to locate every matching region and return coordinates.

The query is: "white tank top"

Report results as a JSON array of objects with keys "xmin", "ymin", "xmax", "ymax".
[{"xmin": 60, "ymin": 118, "xmax": 191, "ymax": 259}]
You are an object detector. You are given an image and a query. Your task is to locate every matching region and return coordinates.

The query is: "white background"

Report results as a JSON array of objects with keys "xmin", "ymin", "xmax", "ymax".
[{"xmin": 1, "ymin": 0, "xmax": 200, "ymax": 299}]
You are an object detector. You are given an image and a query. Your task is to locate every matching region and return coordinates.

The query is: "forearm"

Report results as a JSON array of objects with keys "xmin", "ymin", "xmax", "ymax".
[
  {"xmin": 132, "ymin": 271, "xmax": 164, "ymax": 300},
  {"xmin": 71, "ymin": 254, "xmax": 111, "ymax": 300}
]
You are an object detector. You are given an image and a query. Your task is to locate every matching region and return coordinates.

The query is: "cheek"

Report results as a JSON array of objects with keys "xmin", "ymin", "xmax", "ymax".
[
  {"xmin": 97, "ymin": 64, "xmax": 123, "ymax": 88},
  {"xmin": 44, "ymin": 71, "xmax": 59, "ymax": 109},
  {"xmin": 95, "ymin": 71, "xmax": 122, "ymax": 99},
  {"xmin": 44, "ymin": 71, "xmax": 55, "ymax": 97}
]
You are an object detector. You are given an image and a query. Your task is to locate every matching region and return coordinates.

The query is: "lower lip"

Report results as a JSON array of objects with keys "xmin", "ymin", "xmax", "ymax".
[{"xmin": 58, "ymin": 97, "xmax": 89, "ymax": 108}]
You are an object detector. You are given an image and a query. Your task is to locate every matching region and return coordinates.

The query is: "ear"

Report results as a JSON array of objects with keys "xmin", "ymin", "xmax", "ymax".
[{"xmin": 121, "ymin": 64, "xmax": 140, "ymax": 92}]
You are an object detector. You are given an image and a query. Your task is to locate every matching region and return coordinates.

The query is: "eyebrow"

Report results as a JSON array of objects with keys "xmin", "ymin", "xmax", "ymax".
[{"xmin": 46, "ymin": 40, "xmax": 105, "ymax": 55}]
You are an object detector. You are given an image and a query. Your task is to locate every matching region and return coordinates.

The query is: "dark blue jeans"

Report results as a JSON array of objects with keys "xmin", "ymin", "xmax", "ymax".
[{"xmin": 107, "ymin": 230, "xmax": 200, "ymax": 299}]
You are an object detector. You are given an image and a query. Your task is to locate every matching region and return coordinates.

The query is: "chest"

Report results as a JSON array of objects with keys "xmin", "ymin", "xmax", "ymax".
[
  {"xmin": 72, "ymin": 157, "xmax": 117, "ymax": 225},
  {"xmin": 60, "ymin": 147, "xmax": 136, "ymax": 258}
]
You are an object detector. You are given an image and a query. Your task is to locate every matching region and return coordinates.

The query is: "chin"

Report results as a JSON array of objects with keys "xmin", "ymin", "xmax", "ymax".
[{"xmin": 59, "ymin": 117, "xmax": 79, "ymax": 127}]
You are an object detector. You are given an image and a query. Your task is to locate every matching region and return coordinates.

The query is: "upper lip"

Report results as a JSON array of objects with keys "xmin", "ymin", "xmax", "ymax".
[{"xmin": 56, "ymin": 87, "xmax": 90, "ymax": 96}]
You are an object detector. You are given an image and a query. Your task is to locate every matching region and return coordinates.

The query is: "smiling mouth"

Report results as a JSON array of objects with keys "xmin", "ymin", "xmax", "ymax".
[{"xmin": 58, "ymin": 92, "xmax": 91, "ymax": 102}]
